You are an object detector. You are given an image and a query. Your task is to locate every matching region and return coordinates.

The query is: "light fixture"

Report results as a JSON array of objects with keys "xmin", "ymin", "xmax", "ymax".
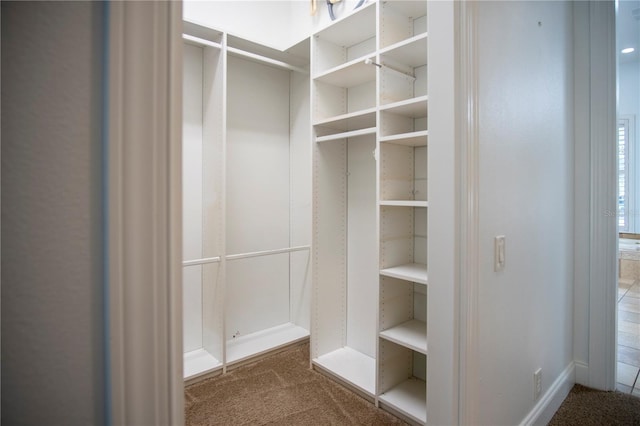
[{"xmin": 622, "ymin": 47, "xmax": 635, "ymax": 54}]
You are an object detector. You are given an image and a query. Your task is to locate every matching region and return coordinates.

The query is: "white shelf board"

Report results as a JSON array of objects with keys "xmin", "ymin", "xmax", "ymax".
[
  {"xmin": 380, "ymin": 263, "xmax": 428, "ymax": 285},
  {"xmin": 380, "ymin": 200, "xmax": 428, "ymax": 208},
  {"xmin": 380, "ymin": 319, "xmax": 427, "ymax": 354},
  {"xmin": 379, "ymin": 378, "xmax": 427, "ymax": 425},
  {"xmin": 316, "ymin": 126, "xmax": 376, "ymax": 143},
  {"xmin": 381, "ymin": 95, "xmax": 428, "ymax": 118},
  {"xmin": 313, "ymin": 347, "xmax": 376, "ymax": 396},
  {"xmin": 183, "ymin": 348, "xmax": 222, "ymax": 380},
  {"xmin": 380, "ymin": 130, "xmax": 428, "ymax": 147},
  {"xmin": 314, "ymin": 56, "xmax": 376, "ymax": 88},
  {"xmin": 380, "ymin": 33, "xmax": 428, "ymax": 68},
  {"xmin": 314, "ymin": 108, "xmax": 376, "ymax": 132},
  {"xmin": 315, "ymin": 1, "xmax": 377, "ymax": 47},
  {"xmin": 226, "ymin": 322, "xmax": 309, "ymax": 365}
]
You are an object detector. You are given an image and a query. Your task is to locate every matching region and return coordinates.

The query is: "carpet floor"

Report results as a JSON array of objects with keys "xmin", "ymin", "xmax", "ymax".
[
  {"xmin": 549, "ymin": 384, "xmax": 640, "ymax": 425},
  {"xmin": 186, "ymin": 343, "xmax": 640, "ymax": 425},
  {"xmin": 185, "ymin": 342, "xmax": 406, "ymax": 425}
]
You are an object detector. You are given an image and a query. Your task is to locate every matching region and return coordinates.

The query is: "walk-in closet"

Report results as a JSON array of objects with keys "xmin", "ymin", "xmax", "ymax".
[{"xmin": 182, "ymin": 1, "xmax": 432, "ymax": 424}]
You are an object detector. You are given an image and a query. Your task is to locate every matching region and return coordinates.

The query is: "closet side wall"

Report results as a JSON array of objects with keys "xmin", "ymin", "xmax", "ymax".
[
  {"xmin": 290, "ymin": 69, "xmax": 313, "ymax": 330},
  {"xmin": 225, "ymin": 55, "xmax": 292, "ymax": 338},
  {"xmin": 183, "ymin": 43, "xmax": 205, "ymax": 352}
]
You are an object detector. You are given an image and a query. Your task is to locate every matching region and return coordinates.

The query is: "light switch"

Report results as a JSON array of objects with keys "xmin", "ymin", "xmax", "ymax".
[{"xmin": 495, "ymin": 235, "xmax": 506, "ymax": 271}]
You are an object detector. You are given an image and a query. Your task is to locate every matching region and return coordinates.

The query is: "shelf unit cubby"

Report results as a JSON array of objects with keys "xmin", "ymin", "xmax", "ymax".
[{"xmin": 312, "ymin": 132, "xmax": 379, "ymax": 397}]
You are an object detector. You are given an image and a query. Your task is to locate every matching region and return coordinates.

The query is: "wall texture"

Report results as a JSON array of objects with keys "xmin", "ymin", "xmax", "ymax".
[
  {"xmin": 1, "ymin": 2, "xmax": 105, "ymax": 424},
  {"xmin": 475, "ymin": 1, "xmax": 574, "ymax": 424}
]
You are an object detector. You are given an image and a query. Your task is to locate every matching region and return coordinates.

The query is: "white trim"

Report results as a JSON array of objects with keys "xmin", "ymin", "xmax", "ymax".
[
  {"xmin": 183, "ymin": 34, "xmax": 222, "ymax": 50},
  {"xmin": 107, "ymin": 2, "xmax": 184, "ymax": 424},
  {"xmin": 587, "ymin": 0, "xmax": 617, "ymax": 391},
  {"xmin": 574, "ymin": 360, "xmax": 589, "ymax": 385},
  {"xmin": 457, "ymin": 1, "xmax": 479, "ymax": 424},
  {"xmin": 519, "ymin": 362, "xmax": 575, "ymax": 426}
]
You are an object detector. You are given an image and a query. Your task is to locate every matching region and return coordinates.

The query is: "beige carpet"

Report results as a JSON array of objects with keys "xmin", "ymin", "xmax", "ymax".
[
  {"xmin": 185, "ymin": 342, "xmax": 406, "ymax": 425},
  {"xmin": 549, "ymin": 384, "xmax": 640, "ymax": 425},
  {"xmin": 187, "ymin": 344, "xmax": 640, "ymax": 425}
]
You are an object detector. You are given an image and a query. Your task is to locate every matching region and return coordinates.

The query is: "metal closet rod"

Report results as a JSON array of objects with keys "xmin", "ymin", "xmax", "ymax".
[
  {"xmin": 181, "ymin": 33, "xmax": 307, "ymax": 74},
  {"xmin": 183, "ymin": 34, "xmax": 222, "ymax": 49},
  {"xmin": 183, "ymin": 256, "xmax": 222, "ymax": 267},
  {"xmin": 364, "ymin": 57, "xmax": 416, "ymax": 81},
  {"xmin": 181, "ymin": 245, "xmax": 311, "ymax": 266},
  {"xmin": 226, "ymin": 47, "xmax": 308, "ymax": 74},
  {"xmin": 226, "ymin": 245, "xmax": 311, "ymax": 261}
]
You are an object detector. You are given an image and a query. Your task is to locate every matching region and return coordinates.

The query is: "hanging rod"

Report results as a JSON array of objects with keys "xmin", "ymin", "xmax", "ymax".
[
  {"xmin": 364, "ymin": 58, "xmax": 416, "ymax": 81},
  {"xmin": 226, "ymin": 46, "xmax": 308, "ymax": 74},
  {"xmin": 182, "ymin": 256, "xmax": 222, "ymax": 267},
  {"xmin": 226, "ymin": 245, "xmax": 311, "ymax": 261},
  {"xmin": 182, "ymin": 34, "xmax": 222, "ymax": 50}
]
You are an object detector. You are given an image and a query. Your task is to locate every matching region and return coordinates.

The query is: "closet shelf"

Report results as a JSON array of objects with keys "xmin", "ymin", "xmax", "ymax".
[
  {"xmin": 380, "ymin": 130, "xmax": 428, "ymax": 147},
  {"xmin": 316, "ymin": 127, "xmax": 376, "ymax": 143},
  {"xmin": 314, "ymin": 56, "xmax": 376, "ymax": 88},
  {"xmin": 379, "ymin": 378, "xmax": 427, "ymax": 425},
  {"xmin": 379, "ymin": 33, "xmax": 429, "ymax": 68},
  {"xmin": 313, "ymin": 347, "xmax": 376, "ymax": 396},
  {"xmin": 380, "ymin": 319, "xmax": 427, "ymax": 354},
  {"xmin": 380, "ymin": 263, "xmax": 428, "ymax": 285},
  {"xmin": 226, "ymin": 323, "xmax": 309, "ymax": 366},
  {"xmin": 380, "ymin": 95, "xmax": 428, "ymax": 118},
  {"xmin": 380, "ymin": 200, "xmax": 428, "ymax": 208},
  {"xmin": 313, "ymin": 108, "xmax": 376, "ymax": 132}
]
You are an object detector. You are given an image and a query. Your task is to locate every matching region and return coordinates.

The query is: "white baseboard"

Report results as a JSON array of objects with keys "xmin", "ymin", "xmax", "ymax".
[
  {"xmin": 520, "ymin": 361, "xmax": 575, "ymax": 426},
  {"xmin": 574, "ymin": 360, "xmax": 588, "ymax": 385}
]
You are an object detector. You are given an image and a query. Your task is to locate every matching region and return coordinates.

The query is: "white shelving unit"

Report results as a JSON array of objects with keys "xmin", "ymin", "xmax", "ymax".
[
  {"xmin": 377, "ymin": 2, "xmax": 429, "ymax": 424},
  {"xmin": 181, "ymin": 22, "xmax": 312, "ymax": 382},
  {"xmin": 310, "ymin": 0, "xmax": 381, "ymax": 401},
  {"xmin": 184, "ymin": 0, "xmax": 433, "ymax": 422},
  {"xmin": 312, "ymin": 1, "xmax": 430, "ymax": 423}
]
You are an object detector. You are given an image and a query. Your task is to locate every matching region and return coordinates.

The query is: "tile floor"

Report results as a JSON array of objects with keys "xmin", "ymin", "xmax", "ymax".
[{"xmin": 617, "ymin": 277, "xmax": 640, "ymax": 396}]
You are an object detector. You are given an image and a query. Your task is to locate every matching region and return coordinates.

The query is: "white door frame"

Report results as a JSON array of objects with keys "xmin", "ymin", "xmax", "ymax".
[
  {"xmin": 456, "ymin": 0, "xmax": 480, "ymax": 424},
  {"xmin": 575, "ymin": 0, "xmax": 618, "ymax": 391},
  {"xmin": 106, "ymin": 1, "xmax": 184, "ymax": 424}
]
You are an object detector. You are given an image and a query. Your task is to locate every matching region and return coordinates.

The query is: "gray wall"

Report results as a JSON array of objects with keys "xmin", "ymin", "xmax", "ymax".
[{"xmin": 2, "ymin": 2, "xmax": 105, "ymax": 424}]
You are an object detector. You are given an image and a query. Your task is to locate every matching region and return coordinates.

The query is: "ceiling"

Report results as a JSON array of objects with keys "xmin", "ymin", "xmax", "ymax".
[{"xmin": 618, "ymin": 0, "xmax": 640, "ymax": 63}]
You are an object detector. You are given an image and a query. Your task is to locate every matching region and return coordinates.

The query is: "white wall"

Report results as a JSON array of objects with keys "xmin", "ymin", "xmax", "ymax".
[
  {"xmin": 474, "ymin": 2, "xmax": 574, "ymax": 424},
  {"xmin": 1, "ymin": 2, "xmax": 105, "ymax": 424},
  {"xmin": 184, "ymin": 0, "xmax": 372, "ymax": 50},
  {"xmin": 184, "ymin": 1, "xmax": 292, "ymax": 50},
  {"xmin": 183, "ymin": 43, "xmax": 205, "ymax": 352}
]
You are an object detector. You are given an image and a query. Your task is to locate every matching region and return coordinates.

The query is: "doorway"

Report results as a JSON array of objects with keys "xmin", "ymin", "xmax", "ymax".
[{"xmin": 616, "ymin": 0, "xmax": 640, "ymax": 395}]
